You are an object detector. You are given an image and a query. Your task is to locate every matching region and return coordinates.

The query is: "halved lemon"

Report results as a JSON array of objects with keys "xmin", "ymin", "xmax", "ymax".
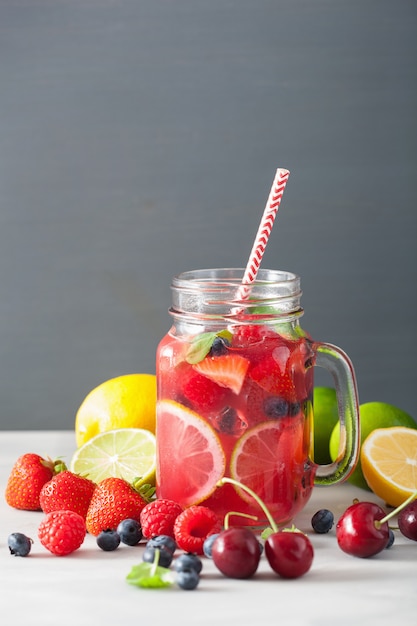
[
  {"xmin": 70, "ymin": 428, "xmax": 156, "ymax": 486},
  {"xmin": 361, "ymin": 426, "xmax": 417, "ymax": 507},
  {"xmin": 156, "ymin": 400, "xmax": 225, "ymax": 507}
]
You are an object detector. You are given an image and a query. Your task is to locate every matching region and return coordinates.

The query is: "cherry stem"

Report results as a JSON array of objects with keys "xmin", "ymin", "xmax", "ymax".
[
  {"xmin": 375, "ymin": 489, "xmax": 417, "ymax": 529},
  {"xmin": 223, "ymin": 511, "xmax": 258, "ymax": 530},
  {"xmin": 217, "ymin": 477, "xmax": 279, "ymax": 533}
]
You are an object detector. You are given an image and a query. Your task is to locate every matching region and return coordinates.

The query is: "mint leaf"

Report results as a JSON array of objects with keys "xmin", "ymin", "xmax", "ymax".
[
  {"xmin": 251, "ymin": 304, "xmax": 277, "ymax": 315},
  {"xmin": 217, "ymin": 329, "xmax": 233, "ymax": 343},
  {"xmin": 126, "ymin": 562, "xmax": 174, "ymax": 589},
  {"xmin": 185, "ymin": 332, "xmax": 217, "ymax": 364},
  {"xmin": 185, "ymin": 330, "xmax": 233, "ymax": 364}
]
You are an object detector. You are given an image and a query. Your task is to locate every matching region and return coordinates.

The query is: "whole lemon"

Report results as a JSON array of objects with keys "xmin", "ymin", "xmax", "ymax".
[
  {"xmin": 75, "ymin": 373, "xmax": 157, "ymax": 448},
  {"xmin": 329, "ymin": 401, "xmax": 417, "ymax": 490},
  {"xmin": 313, "ymin": 387, "xmax": 339, "ymax": 464}
]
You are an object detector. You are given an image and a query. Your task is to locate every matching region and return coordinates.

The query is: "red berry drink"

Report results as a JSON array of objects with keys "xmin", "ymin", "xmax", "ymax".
[
  {"xmin": 156, "ymin": 269, "xmax": 360, "ymax": 528},
  {"xmin": 157, "ymin": 324, "xmax": 315, "ymax": 525}
]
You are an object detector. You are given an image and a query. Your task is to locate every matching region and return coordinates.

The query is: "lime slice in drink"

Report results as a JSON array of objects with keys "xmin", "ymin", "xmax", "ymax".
[{"xmin": 70, "ymin": 428, "xmax": 156, "ymax": 486}]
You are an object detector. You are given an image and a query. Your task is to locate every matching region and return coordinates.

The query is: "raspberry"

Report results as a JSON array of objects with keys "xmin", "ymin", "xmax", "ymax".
[
  {"xmin": 232, "ymin": 324, "xmax": 278, "ymax": 347},
  {"xmin": 232, "ymin": 324, "xmax": 266, "ymax": 345},
  {"xmin": 176, "ymin": 362, "xmax": 229, "ymax": 413},
  {"xmin": 38, "ymin": 510, "xmax": 86, "ymax": 556},
  {"xmin": 173, "ymin": 505, "xmax": 222, "ymax": 555},
  {"xmin": 140, "ymin": 499, "xmax": 184, "ymax": 539}
]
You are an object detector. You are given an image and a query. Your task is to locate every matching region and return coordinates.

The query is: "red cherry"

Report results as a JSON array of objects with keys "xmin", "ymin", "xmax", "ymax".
[
  {"xmin": 265, "ymin": 530, "xmax": 314, "ymax": 579},
  {"xmin": 397, "ymin": 500, "xmax": 417, "ymax": 541},
  {"xmin": 211, "ymin": 527, "xmax": 261, "ymax": 579},
  {"xmin": 336, "ymin": 501, "xmax": 390, "ymax": 558}
]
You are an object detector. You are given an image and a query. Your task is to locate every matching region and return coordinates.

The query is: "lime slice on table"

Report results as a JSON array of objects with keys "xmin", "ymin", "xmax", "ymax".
[
  {"xmin": 156, "ymin": 400, "xmax": 226, "ymax": 507},
  {"xmin": 70, "ymin": 428, "xmax": 156, "ymax": 486}
]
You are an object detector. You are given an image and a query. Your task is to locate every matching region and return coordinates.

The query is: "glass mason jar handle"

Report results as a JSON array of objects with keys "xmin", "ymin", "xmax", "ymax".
[{"xmin": 312, "ymin": 342, "xmax": 360, "ymax": 485}]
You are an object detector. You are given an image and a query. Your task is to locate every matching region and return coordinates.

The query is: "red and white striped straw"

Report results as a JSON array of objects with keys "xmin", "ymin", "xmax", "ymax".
[{"xmin": 237, "ymin": 167, "xmax": 290, "ymax": 301}]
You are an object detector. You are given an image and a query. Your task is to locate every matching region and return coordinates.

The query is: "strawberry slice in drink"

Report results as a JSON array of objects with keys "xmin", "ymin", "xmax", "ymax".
[
  {"xmin": 245, "ymin": 353, "xmax": 301, "ymax": 423},
  {"xmin": 249, "ymin": 355, "xmax": 297, "ymax": 402},
  {"xmin": 193, "ymin": 354, "xmax": 250, "ymax": 395}
]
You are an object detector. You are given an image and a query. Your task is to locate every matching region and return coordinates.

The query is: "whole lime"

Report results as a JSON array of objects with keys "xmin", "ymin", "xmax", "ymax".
[
  {"xmin": 312, "ymin": 387, "xmax": 339, "ymax": 464},
  {"xmin": 329, "ymin": 401, "xmax": 417, "ymax": 490}
]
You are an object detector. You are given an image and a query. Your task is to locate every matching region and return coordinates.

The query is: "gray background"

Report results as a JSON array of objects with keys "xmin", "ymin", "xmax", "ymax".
[{"xmin": 1, "ymin": 0, "xmax": 416, "ymax": 430}]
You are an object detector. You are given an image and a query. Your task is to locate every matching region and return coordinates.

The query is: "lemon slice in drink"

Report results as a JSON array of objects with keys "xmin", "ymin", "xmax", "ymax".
[
  {"xmin": 361, "ymin": 426, "xmax": 417, "ymax": 507},
  {"xmin": 156, "ymin": 400, "xmax": 226, "ymax": 507},
  {"xmin": 70, "ymin": 428, "xmax": 156, "ymax": 486}
]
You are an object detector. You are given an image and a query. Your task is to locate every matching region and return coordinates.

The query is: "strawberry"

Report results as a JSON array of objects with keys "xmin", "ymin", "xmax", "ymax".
[
  {"xmin": 249, "ymin": 355, "xmax": 297, "ymax": 402},
  {"xmin": 38, "ymin": 510, "xmax": 86, "ymax": 556},
  {"xmin": 85, "ymin": 477, "xmax": 147, "ymax": 536},
  {"xmin": 39, "ymin": 470, "xmax": 96, "ymax": 520},
  {"xmin": 5, "ymin": 453, "xmax": 57, "ymax": 511},
  {"xmin": 193, "ymin": 354, "xmax": 250, "ymax": 395}
]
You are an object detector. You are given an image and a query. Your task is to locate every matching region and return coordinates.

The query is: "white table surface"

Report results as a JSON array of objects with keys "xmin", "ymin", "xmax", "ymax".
[{"xmin": 1, "ymin": 431, "xmax": 415, "ymax": 626}]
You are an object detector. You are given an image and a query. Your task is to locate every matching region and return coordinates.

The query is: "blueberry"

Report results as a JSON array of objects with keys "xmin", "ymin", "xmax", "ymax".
[
  {"xmin": 203, "ymin": 533, "xmax": 219, "ymax": 558},
  {"xmin": 264, "ymin": 397, "xmax": 300, "ymax": 418},
  {"xmin": 213, "ymin": 407, "xmax": 246, "ymax": 435},
  {"xmin": 96, "ymin": 529, "xmax": 121, "ymax": 551},
  {"xmin": 117, "ymin": 518, "xmax": 142, "ymax": 546},
  {"xmin": 143, "ymin": 544, "xmax": 174, "ymax": 568},
  {"xmin": 147, "ymin": 535, "xmax": 177, "ymax": 554},
  {"xmin": 174, "ymin": 553, "xmax": 203, "ymax": 574},
  {"xmin": 210, "ymin": 336, "xmax": 230, "ymax": 356},
  {"xmin": 288, "ymin": 401, "xmax": 301, "ymax": 416},
  {"xmin": 264, "ymin": 396, "xmax": 289, "ymax": 418},
  {"xmin": 385, "ymin": 528, "xmax": 395, "ymax": 549},
  {"xmin": 176, "ymin": 568, "xmax": 200, "ymax": 590},
  {"xmin": 311, "ymin": 509, "xmax": 334, "ymax": 533},
  {"xmin": 8, "ymin": 532, "xmax": 32, "ymax": 556}
]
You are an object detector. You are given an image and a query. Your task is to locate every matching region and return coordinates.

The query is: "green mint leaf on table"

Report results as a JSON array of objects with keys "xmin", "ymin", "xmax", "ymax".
[
  {"xmin": 185, "ymin": 330, "xmax": 233, "ymax": 364},
  {"xmin": 126, "ymin": 562, "xmax": 174, "ymax": 589}
]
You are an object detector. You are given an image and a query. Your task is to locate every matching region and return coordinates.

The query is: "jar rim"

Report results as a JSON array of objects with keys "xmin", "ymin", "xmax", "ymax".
[
  {"xmin": 170, "ymin": 268, "xmax": 302, "ymax": 321},
  {"xmin": 172, "ymin": 268, "xmax": 300, "ymax": 290}
]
